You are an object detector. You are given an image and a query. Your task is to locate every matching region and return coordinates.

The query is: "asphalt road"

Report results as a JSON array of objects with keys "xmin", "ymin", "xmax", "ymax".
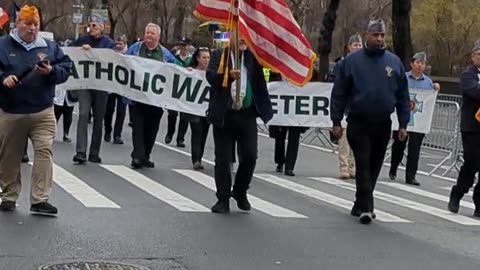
[{"xmin": 1, "ymin": 115, "xmax": 479, "ymax": 270}]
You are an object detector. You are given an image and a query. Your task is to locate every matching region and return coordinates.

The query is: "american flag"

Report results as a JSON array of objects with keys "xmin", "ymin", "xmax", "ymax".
[
  {"xmin": 194, "ymin": 0, "xmax": 317, "ymax": 87},
  {"xmin": 0, "ymin": 7, "xmax": 9, "ymax": 30}
]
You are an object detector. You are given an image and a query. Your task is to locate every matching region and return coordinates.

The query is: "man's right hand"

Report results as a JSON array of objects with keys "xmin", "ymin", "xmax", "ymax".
[
  {"xmin": 81, "ymin": 44, "xmax": 92, "ymax": 50},
  {"xmin": 2, "ymin": 75, "xmax": 18, "ymax": 88},
  {"xmin": 229, "ymin": 69, "xmax": 241, "ymax": 80},
  {"xmin": 332, "ymin": 126, "xmax": 343, "ymax": 139}
]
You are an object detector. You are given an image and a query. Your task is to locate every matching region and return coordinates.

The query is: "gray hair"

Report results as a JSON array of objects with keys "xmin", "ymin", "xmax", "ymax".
[{"xmin": 145, "ymin": 23, "xmax": 161, "ymax": 34}]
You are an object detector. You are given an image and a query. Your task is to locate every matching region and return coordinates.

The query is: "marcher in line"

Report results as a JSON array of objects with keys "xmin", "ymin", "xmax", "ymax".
[
  {"xmin": 447, "ymin": 41, "xmax": 480, "ymax": 218},
  {"xmin": 165, "ymin": 37, "xmax": 192, "ymax": 148},
  {"xmin": 104, "ymin": 34, "xmax": 129, "ymax": 145},
  {"xmin": 330, "ymin": 19, "xmax": 410, "ymax": 224},
  {"xmin": 331, "ymin": 33, "xmax": 363, "ymax": 179},
  {"xmin": 70, "ymin": 14, "xmax": 115, "ymax": 164},
  {"xmin": 389, "ymin": 52, "xmax": 440, "ymax": 186},
  {"xmin": 0, "ymin": 5, "xmax": 72, "ymax": 214},
  {"xmin": 206, "ymin": 37, "xmax": 273, "ymax": 213},
  {"xmin": 53, "ymin": 88, "xmax": 75, "ymax": 142},
  {"xmin": 185, "ymin": 47, "xmax": 211, "ymax": 170},
  {"xmin": 127, "ymin": 23, "xmax": 176, "ymax": 169}
]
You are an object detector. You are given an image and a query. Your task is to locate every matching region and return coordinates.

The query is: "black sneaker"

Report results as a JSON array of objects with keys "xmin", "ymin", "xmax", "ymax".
[
  {"xmin": 193, "ymin": 161, "xmax": 203, "ymax": 171},
  {"xmin": 232, "ymin": 192, "xmax": 251, "ymax": 211},
  {"xmin": 73, "ymin": 152, "xmax": 87, "ymax": 164},
  {"xmin": 474, "ymin": 210, "xmax": 480, "ymax": 218},
  {"xmin": 0, "ymin": 201, "xmax": 16, "ymax": 212},
  {"xmin": 285, "ymin": 170, "xmax": 295, "ymax": 177},
  {"xmin": 63, "ymin": 135, "xmax": 72, "ymax": 142},
  {"xmin": 389, "ymin": 171, "xmax": 396, "ymax": 181},
  {"xmin": 131, "ymin": 158, "xmax": 143, "ymax": 169},
  {"xmin": 30, "ymin": 202, "xmax": 58, "ymax": 215},
  {"xmin": 350, "ymin": 206, "xmax": 376, "ymax": 219},
  {"xmin": 177, "ymin": 141, "xmax": 186, "ymax": 148},
  {"xmin": 276, "ymin": 164, "xmax": 283, "ymax": 173},
  {"xmin": 88, "ymin": 155, "xmax": 102, "ymax": 163},
  {"xmin": 211, "ymin": 200, "xmax": 230, "ymax": 213},
  {"xmin": 359, "ymin": 212, "xmax": 373, "ymax": 224},
  {"xmin": 21, "ymin": 155, "xmax": 29, "ymax": 163},
  {"xmin": 165, "ymin": 135, "xmax": 173, "ymax": 144},
  {"xmin": 406, "ymin": 179, "xmax": 420, "ymax": 186}
]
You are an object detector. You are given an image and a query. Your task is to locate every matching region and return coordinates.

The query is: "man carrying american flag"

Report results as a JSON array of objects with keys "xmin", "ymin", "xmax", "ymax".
[{"xmin": 195, "ymin": 0, "xmax": 316, "ymax": 213}]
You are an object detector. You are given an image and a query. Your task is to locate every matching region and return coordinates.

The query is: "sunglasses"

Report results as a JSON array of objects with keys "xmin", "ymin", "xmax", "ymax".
[{"xmin": 88, "ymin": 24, "xmax": 99, "ymax": 28}]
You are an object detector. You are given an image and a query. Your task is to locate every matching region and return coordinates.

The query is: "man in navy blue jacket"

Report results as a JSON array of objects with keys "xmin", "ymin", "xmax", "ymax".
[
  {"xmin": 447, "ymin": 41, "xmax": 480, "ymax": 218},
  {"xmin": 330, "ymin": 19, "xmax": 410, "ymax": 224},
  {"xmin": 70, "ymin": 14, "xmax": 115, "ymax": 164},
  {"xmin": 206, "ymin": 37, "xmax": 273, "ymax": 214},
  {"xmin": 0, "ymin": 5, "xmax": 72, "ymax": 214}
]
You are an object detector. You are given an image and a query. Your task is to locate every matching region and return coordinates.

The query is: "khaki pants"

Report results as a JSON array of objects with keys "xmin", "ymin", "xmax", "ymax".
[
  {"xmin": 0, "ymin": 107, "xmax": 56, "ymax": 204},
  {"xmin": 338, "ymin": 127, "xmax": 355, "ymax": 176}
]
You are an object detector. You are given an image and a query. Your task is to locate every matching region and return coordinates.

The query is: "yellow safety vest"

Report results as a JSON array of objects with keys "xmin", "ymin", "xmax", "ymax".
[{"xmin": 263, "ymin": 68, "xmax": 271, "ymax": 82}]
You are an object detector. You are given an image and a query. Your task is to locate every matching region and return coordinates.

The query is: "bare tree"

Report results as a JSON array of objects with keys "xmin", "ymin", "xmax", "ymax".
[
  {"xmin": 317, "ymin": 0, "xmax": 341, "ymax": 81},
  {"xmin": 392, "ymin": 0, "xmax": 413, "ymax": 68}
]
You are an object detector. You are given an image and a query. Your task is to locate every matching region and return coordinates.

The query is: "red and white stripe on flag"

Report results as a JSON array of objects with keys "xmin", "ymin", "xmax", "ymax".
[
  {"xmin": 194, "ymin": 0, "xmax": 317, "ymax": 86},
  {"xmin": 0, "ymin": 7, "xmax": 10, "ymax": 30}
]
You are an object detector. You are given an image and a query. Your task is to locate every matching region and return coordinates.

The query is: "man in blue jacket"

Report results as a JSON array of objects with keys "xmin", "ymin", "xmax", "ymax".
[
  {"xmin": 206, "ymin": 37, "xmax": 273, "ymax": 213},
  {"xmin": 330, "ymin": 19, "xmax": 410, "ymax": 224},
  {"xmin": 0, "ymin": 5, "xmax": 72, "ymax": 214},
  {"xmin": 70, "ymin": 14, "xmax": 115, "ymax": 164},
  {"xmin": 447, "ymin": 41, "xmax": 480, "ymax": 218},
  {"xmin": 126, "ymin": 23, "xmax": 176, "ymax": 169}
]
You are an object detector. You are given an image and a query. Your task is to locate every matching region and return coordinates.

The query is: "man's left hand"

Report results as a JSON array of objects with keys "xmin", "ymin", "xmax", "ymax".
[
  {"xmin": 433, "ymin": 83, "xmax": 440, "ymax": 91},
  {"xmin": 36, "ymin": 63, "xmax": 53, "ymax": 76},
  {"xmin": 398, "ymin": 128, "xmax": 408, "ymax": 142}
]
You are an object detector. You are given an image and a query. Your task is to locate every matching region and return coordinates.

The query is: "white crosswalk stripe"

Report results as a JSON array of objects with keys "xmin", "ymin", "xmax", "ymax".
[
  {"xmin": 52, "ymin": 163, "xmax": 121, "ymax": 208},
  {"xmin": 439, "ymin": 186, "xmax": 473, "ymax": 197},
  {"xmin": 255, "ymin": 174, "xmax": 411, "ymax": 223},
  {"xmin": 174, "ymin": 169, "xmax": 307, "ymax": 218},
  {"xmin": 311, "ymin": 177, "xmax": 480, "ymax": 226},
  {"xmin": 380, "ymin": 182, "xmax": 476, "ymax": 209},
  {"xmin": 102, "ymin": 165, "xmax": 210, "ymax": 212}
]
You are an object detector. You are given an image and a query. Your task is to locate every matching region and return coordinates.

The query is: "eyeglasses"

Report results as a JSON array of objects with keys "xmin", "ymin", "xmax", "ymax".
[{"xmin": 88, "ymin": 24, "xmax": 99, "ymax": 28}]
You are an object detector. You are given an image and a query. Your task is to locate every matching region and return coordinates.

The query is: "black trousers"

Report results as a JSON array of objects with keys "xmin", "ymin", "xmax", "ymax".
[
  {"xmin": 274, "ymin": 127, "xmax": 301, "ymax": 171},
  {"xmin": 131, "ymin": 103, "xmax": 163, "ymax": 161},
  {"xmin": 190, "ymin": 116, "xmax": 210, "ymax": 164},
  {"xmin": 347, "ymin": 117, "xmax": 391, "ymax": 213},
  {"xmin": 213, "ymin": 109, "xmax": 258, "ymax": 201},
  {"xmin": 390, "ymin": 131, "xmax": 425, "ymax": 180},
  {"xmin": 104, "ymin": 93, "xmax": 127, "ymax": 138},
  {"xmin": 451, "ymin": 132, "xmax": 480, "ymax": 207},
  {"xmin": 54, "ymin": 101, "xmax": 74, "ymax": 136},
  {"xmin": 167, "ymin": 110, "xmax": 188, "ymax": 143}
]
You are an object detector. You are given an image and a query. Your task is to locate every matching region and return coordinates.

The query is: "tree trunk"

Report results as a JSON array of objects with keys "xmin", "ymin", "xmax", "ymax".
[
  {"xmin": 392, "ymin": 0, "xmax": 413, "ymax": 69},
  {"xmin": 317, "ymin": 0, "xmax": 341, "ymax": 82},
  {"xmin": 173, "ymin": 0, "xmax": 187, "ymax": 39}
]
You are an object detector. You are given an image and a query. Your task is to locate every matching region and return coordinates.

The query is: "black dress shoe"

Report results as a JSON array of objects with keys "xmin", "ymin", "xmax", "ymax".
[
  {"xmin": 285, "ymin": 170, "xmax": 295, "ymax": 177},
  {"xmin": 104, "ymin": 133, "xmax": 111, "ymax": 143},
  {"xmin": 232, "ymin": 192, "xmax": 251, "ymax": 211},
  {"xmin": 474, "ymin": 210, "xmax": 480, "ymax": 218},
  {"xmin": 0, "ymin": 201, "xmax": 16, "ymax": 212},
  {"xmin": 21, "ymin": 155, "xmax": 29, "ymax": 163},
  {"xmin": 73, "ymin": 152, "xmax": 87, "ymax": 164},
  {"xmin": 211, "ymin": 200, "xmax": 230, "ymax": 213},
  {"xmin": 142, "ymin": 160, "xmax": 155, "ymax": 168},
  {"xmin": 30, "ymin": 202, "xmax": 58, "ymax": 215},
  {"xmin": 177, "ymin": 141, "xmax": 186, "ymax": 148},
  {"xmin": 165, "ymin": 135, "xmax": 173, "ymax": 144},
  {"xmin": 113, "ymin": 137, "xmax": 124, "ymax": 144},
  {"xmin": 406, "ymin": 179, "xmax": 420, "ymax": 186},
  {"xmin": 131, "ymin": 159, "xmax": 143, "ymax": 169},
  {"xmin": 193, "ymin": 161, "xmax": 203, "ymax": 171},
  {"xmin": 448, "ymin": 197, "xmax": 460, "ymax": 214},
  {"xmin": 389, "ymin": 172, "xmax": 396, "ymax": 181},
  {"xmin": 276, "ymin": 164, "xmax": 283, "ymax": 173},
  {"xmin": 63, "ymin": 135, "xmax": 72, "ymax": 142},
  {"xmin": 88, "ymin": 155, "xmax": 102, "ymax": 163},
  {"xmin": 359, "ymin": 212, "xmax": 373, "ymax": 224}
]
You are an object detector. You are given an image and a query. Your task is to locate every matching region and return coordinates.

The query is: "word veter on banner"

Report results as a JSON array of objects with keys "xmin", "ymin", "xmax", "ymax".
[{"xmin": 57, "ymin": 48, "xmax": 437, "ymax": 132}]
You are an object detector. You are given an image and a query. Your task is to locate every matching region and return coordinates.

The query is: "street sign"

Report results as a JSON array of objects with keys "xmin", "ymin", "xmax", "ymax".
[
  {"xmin": 91, "ymin": 9, "xmax": 108, "ymax": 22},
  {"xmin": 73, "ymin": 13, "xmax": 83, "ymax": 24}
]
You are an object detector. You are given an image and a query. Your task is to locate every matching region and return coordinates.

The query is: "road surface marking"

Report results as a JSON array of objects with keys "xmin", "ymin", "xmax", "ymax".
[
  {"xmin": 174, "ymin": 169, "xmax": 307, "ymax": 218},
  {"xmin": 102, "ymin": 165, "xmax": 209, "ymax": 212}
]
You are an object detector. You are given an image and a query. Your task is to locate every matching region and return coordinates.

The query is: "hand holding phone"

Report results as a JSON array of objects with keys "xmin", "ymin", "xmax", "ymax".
[{"xmin": 36, "ymin": 60, "xmax": 52, "ymax": 75}]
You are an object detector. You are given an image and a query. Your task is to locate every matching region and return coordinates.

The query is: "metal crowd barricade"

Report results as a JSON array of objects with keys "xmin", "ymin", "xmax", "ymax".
[
  {"xmin": 424, "ymin": 100, "xmax": 462, "ymax": 176},
  {"xmin": 300, "ymin": 127, "xmax": 337, "ymax": 152}
]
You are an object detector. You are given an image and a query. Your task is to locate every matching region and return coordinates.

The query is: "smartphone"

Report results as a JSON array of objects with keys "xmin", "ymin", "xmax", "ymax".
[{"xmin": 38, "ymin": 59, "xmax": 49, "ymax": 67}]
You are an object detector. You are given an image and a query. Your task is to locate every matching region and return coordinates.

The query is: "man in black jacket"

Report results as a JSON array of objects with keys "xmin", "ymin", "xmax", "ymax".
[
  {"xmin": 206, "ymin": 38, "xmax": 273, "ymax": 213},
  {"xmin": 330, "ymin": 19, "xmax": 410, "ymax": 224},
  {"xmin": 447, "ymin": 41, "xmax": 480, "ymax": 218}
]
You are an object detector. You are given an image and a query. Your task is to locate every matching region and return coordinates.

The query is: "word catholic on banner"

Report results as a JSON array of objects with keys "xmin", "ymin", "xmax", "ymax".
[{"xmin": 57, "ymin": 48, "xmax": 437, "ymax": 133}]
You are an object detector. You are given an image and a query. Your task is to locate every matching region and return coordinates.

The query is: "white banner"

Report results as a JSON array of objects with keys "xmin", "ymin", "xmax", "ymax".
[
  {"xmin": 58, "ymin": 48, "xmax": 437, "ymax": 133},
  {"xmin": 391, "ymin": 89, "xmax": 438, "ymax": 134}
]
